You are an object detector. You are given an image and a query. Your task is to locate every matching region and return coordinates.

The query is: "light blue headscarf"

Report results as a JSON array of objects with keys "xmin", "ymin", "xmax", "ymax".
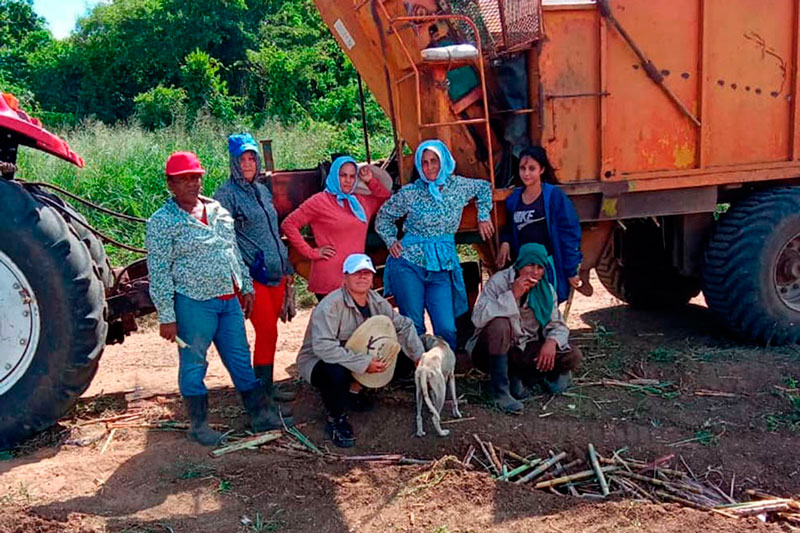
[
  {"xmin": 325, "ymin": 156, "xmax": 367, "ymax": 223},
  {"xmin": 414, "ymin": 139, "xmax": 456, "ymax": 203}
]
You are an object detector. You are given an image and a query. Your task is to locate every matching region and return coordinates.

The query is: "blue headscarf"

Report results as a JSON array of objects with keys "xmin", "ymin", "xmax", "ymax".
[
  {"xmin": 325, "ymin": 156, "xmax": 367, "ymax": 223},
  {"xmin": 414, "ymin": 139, "xmax": 456, "ymax": 203}
]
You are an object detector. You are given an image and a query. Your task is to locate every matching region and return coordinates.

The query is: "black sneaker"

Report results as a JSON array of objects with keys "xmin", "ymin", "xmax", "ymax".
[
  {"xmin": 325, "ymin": 414, "xmax": 355, "ymax": 448},
  {"xmin": 347, "ymin": 390, "xmax": 374, "ymax": 412}
]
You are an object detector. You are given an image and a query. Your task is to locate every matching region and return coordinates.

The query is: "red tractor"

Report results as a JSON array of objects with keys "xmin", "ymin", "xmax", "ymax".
[{"xmin": 0, "ymin": 93, "xmax": 154, "ymax": 449}]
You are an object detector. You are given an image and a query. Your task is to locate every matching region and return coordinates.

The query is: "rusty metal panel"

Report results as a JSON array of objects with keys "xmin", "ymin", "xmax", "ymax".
[
  {"xmin": 704, "ymin": 0, "xmax": 794, "ymax": 166},
  {"xmin": 539, "ymin": 7, "xmax": 602, "ymax": 182},
  {"xmin": 603, "ymin": 0, "xmax": 700, "ymax": 175}
]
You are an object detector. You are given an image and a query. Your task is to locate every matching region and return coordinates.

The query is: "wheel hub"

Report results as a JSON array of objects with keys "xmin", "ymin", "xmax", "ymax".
[
  {"xmin": 0, "ymin": 250, "xmax": 40, "ymax": 396},
  {"xmin": 775, "ymin": 233, "xmax": 800, "ymax": 312}
]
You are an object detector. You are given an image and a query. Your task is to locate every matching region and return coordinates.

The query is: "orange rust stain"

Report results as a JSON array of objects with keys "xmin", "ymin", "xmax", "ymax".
[{"xmin": 673, "ymin": 144, "xmax": 695, "ymax": 169}]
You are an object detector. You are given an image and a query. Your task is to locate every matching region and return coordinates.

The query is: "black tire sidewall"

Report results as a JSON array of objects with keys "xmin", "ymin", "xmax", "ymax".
[{"xmin": 0, "ymin": 182, "xmax": 106, "ymax": 449}]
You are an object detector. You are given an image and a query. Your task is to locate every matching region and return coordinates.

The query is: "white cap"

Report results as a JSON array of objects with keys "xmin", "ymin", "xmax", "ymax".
[{"xmin": 343, "ymin": 253, "xmax": 377, "ymax": 274}]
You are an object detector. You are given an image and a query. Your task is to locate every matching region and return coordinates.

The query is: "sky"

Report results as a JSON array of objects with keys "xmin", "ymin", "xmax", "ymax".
[{"xmin": 33, "ymin": 0, "xmax": 103, "ymax": 39}]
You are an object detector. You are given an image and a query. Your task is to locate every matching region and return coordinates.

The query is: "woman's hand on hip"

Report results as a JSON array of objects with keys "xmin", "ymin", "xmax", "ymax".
[
  {"xmin": 388, "ymin": 241, "xmax": 403, "ymax": 259},
  {"xmin": 315, "ymin": 245, "xmax": 336, "ymax": 260},
  {"xmin": 496, "ymin": 242, "xmax": 511, "ymax": 268},
  {"xmin": 159, "ymin": 322, "xmax": 177, "ymax": 342},
  {"xmin": 478, "ymin": 220, "xmax": 495, "ymax": 241}
]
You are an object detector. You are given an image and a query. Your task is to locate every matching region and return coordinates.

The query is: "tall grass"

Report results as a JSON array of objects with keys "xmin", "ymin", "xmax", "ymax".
[{"xmin": 16, "ymin": 117, "xmax": 393, "ymax": 266}]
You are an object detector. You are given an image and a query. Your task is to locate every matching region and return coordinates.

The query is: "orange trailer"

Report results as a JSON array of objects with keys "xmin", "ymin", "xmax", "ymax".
[{"xmin": 312, "ymin": 0, "xmax": 800, "ymax": 344}]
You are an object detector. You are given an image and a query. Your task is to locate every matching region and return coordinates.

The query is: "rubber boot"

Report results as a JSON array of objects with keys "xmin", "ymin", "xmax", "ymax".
[
  {"xmin": 240, "ymin": 386, "xmax": 288, "ymax": 432},
  {"xmin": 509, "ymin": 373, "xmax": 531, "ymax": 400},
  {"xmin": 543, "ymin": 371, "xmax": 573, "ymax": 394},
  {"xmin": 254, "ymin": 364, "xmax": 296, "ymax": 402},
  {"xmin": 184, "ymin": 395, "xmax": 223, "ymax": 447},
  {"xmin": 489, "ymin": 354, "xmax": 523, "ymax": 414}
]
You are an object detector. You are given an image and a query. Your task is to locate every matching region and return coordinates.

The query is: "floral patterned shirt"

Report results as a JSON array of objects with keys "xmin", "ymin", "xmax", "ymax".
[
  {"xmin": 375, "ymin": 175, "xmax": 493, "ymax": 268},
  {"xmin": 146, "ymin": 197, "xmax": 253, "ymax": 324}
]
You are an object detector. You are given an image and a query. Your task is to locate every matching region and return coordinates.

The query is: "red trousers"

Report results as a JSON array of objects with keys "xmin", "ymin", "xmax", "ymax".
[{"xmin": 250, "ymin": 278, "xmax": 286, "ymax": 366}]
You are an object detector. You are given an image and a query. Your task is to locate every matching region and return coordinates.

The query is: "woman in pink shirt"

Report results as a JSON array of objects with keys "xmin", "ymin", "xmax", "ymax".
[{"xmin": 281, "ymin": 156, "xmax": 391, "ymax": 299}]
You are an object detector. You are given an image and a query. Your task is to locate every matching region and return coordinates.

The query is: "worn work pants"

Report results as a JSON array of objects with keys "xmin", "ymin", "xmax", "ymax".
[
  {"xmin": 250, "ymin": 278, "xmax": 286, "ymax": 366},
  {"xmin": 389, "ymin": 258, "xmax": 457, "ymax": 351},
  {"xmin": 471, "ymin": 317, "xmax": 581, "ymax": 382},
  {"xmin": 310, "ymin": 361, "xmax": 352, "ymax": 418},
  {"xmin": 174, "ymin": 293, "xmax": 259, "ymax": 397}
]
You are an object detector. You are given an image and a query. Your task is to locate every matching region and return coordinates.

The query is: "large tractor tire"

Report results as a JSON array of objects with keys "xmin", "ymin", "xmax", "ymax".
[
  {"xmin": 29, "ymin": 186, "xmax": 114, "ymax": 289},
  {"xmin": 0, "ymin": 180, "xmax": 107, "ymax": 449},
  {"xmin": 596, "ymin": 219, "xmax": 701, "ymax": 309},
  {"xmin": 703, "ymin": 187, "xmax": 800, "ymax": 345}
]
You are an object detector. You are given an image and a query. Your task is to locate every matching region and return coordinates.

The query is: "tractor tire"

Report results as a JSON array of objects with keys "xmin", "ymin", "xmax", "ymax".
[
  {"xmin": 596, "ymin": 220, "xmax": 701, "ymax": 309},
  {"xmin": 702, "ymin": 187, "xmax": 800, "ymax": 345},
  {"xmin": 28, "ymin": 187, "xmax": 114, "ymax": 289},
  {"xmin": 0, "ymin": 180, "xmax": 107, "ymax": 449}
]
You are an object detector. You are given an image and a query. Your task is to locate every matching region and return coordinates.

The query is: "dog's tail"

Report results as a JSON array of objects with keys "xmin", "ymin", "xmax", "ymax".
[{"xmin": 421, "ymin": 370, "xmax": 447, "ymax": 415}]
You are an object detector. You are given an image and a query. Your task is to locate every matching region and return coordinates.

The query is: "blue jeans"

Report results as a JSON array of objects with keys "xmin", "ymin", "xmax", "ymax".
[
  {"xmin": 388, "ymin": 258, "xmax": 457, "ymax": 350},
  {"xmin": 174, "ymin": 293, "xmax": 259, "ymax": 397}
]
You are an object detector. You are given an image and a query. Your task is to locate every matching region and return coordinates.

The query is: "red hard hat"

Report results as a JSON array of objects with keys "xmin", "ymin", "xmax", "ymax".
[{"xmin": 165, "ymin": 151, "xmax": 206, "ymax": 177}]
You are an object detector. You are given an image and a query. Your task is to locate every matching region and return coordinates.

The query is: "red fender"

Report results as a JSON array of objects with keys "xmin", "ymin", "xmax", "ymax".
[{"xmin": 0, "ymin": 93, "xmax": 84, "ymax": 168}]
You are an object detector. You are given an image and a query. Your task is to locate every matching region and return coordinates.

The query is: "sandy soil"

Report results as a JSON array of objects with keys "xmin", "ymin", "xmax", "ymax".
[{"xmin": 1, "ymin": 273, "xmax": 799, "ymax": 532}]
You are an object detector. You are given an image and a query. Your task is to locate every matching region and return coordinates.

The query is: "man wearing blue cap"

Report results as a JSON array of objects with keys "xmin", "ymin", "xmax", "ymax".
[{"xmin": 296, "ymin": 253, "xmax": 425, "ymax": 447}]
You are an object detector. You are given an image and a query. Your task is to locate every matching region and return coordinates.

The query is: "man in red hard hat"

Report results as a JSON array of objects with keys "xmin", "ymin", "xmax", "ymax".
[{"xmin": 146, "ymin": 151, "xmax": 289, "ymax": 446}]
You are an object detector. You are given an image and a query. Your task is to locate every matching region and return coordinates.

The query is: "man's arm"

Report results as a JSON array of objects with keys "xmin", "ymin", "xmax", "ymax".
[
  {"xmin": 145, "ymin": 215, "xmax": 177, "ymax": 324},
  {"xmin": 543, "ymin": 291, "xmax": 570, "ymax": 350},
  {"xmin": 471, "ymin": 272, "xmax": 520, "ymax": 330}
]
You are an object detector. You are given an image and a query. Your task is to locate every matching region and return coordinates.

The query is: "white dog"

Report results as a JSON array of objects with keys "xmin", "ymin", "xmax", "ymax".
[{"xmin": 415, "ymin": 334, "xmax": 462, "ymax": 437}]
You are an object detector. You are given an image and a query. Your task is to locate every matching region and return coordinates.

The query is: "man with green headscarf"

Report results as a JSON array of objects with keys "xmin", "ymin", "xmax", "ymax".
[{"xmin": 466, "ymin": 243, "xmax": 581, "ymax": 413}]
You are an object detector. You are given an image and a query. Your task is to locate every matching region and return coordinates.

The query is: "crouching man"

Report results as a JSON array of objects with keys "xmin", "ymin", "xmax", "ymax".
[
  {"xmin": 467, "ymin": 243, "xmax": 581, "ymax": 414},
  {"xmin": 296, "ymin": 253, "xmax": 424, "ymax": 447}
]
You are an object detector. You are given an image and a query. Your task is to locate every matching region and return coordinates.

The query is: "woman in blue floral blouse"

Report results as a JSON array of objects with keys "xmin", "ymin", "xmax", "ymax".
[
  {"xmin": 146, "ymin": 151, "xmax": 287, "ymax": 446},
  {"xmin": 376, "ymin": 139, "xmax": 494, "ymax": 351}
]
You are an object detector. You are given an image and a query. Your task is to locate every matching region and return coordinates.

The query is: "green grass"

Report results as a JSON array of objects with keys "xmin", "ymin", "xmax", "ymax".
[
  {"xmin": 17, "ymin": 118, "xmax": 392, "ymax": 266},
  {"xmin": 648, "ymin": 346, "xmax": 678, "ymax": 363},
  {"xmin": 766, "ymin": 376, "xmax": 800, "ymax": 432}
]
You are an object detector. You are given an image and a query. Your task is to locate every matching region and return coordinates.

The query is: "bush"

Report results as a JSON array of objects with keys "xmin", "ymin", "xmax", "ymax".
[
  {"xmin": 134, "ymin": 85, "xmax": 187, "ymax": 130},
  {"xmin": 180, "ymin": 49, "xmax": 240, "ymax": 123}
]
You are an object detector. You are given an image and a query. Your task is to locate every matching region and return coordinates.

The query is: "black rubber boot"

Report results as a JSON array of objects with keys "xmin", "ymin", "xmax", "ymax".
[
  {"xmin": 184, "ymin": 395, "xmax": 223, "ymax": 447},
  {"xmin": 240, "ymin": 386, "xmax": 288, "ymax": 432},
  {"xmin": 254, "ymin": 364, "xmax": 296, "ymax": 403},
  {"xmin": 324, "ymin": 414, "xmax": 355, "ymax": 448},
  {"xmin": 509, "ymin": 373, "xmax": 531, "ymax": 400},
  {"xmin": 489, "ymin": 355, "xmax": 523, "ymax": 414}
]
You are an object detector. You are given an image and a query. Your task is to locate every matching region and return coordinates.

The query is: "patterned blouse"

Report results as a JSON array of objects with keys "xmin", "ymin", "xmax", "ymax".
[
  {"xmin": 375, "ymin": 175, "xmax": 493, "ymax": 268},
  {"xmin": 146, "ymin": 197, "xmax": 253, "ymax": 324}
]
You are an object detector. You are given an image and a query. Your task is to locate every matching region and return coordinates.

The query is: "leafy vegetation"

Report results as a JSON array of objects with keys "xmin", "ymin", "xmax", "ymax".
[{"xmin": 0, "ymin": 0, "xmax": 390, "ymax": 136}]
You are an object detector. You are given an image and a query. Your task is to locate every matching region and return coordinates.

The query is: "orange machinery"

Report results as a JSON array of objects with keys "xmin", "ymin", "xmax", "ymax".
[{"xmin": 308, "ymin": 0, "xmax": 800, "ymax": 345}]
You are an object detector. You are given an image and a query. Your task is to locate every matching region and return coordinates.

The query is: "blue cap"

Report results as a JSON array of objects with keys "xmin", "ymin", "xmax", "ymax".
[
  {"xmin": 228, "ymin": 133, "xmax": 259, "ymax": 158},
  {"xmin": 342, "ymin": 253, "xmax": 376, "ymax": 274}
]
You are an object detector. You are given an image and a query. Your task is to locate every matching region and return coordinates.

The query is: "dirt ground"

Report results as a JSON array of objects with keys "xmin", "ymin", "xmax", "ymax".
[{"xmin": 1, "ymin": 273, "xmax": 799, "ymax": 533}]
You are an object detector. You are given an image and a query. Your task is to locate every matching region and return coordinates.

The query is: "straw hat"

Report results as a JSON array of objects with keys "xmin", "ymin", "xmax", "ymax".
[
  {"xmin": 346, "ymin": 315, "xmax": 401, "ymax": 388},
  {"xmin": 355, "ymin": 163, "xmax": 393, "ymax": 195}
]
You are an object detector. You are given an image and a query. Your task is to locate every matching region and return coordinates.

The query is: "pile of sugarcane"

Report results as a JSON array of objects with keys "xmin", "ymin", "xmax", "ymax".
[{"xmin": 466, "ymin": 435, "xmax": 800, "ymax": 526}]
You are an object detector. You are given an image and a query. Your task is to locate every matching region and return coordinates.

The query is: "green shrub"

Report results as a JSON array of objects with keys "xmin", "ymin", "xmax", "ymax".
[{"xmin": 134, "ymin": 85, "xmax": 188, "ymax": 130}]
